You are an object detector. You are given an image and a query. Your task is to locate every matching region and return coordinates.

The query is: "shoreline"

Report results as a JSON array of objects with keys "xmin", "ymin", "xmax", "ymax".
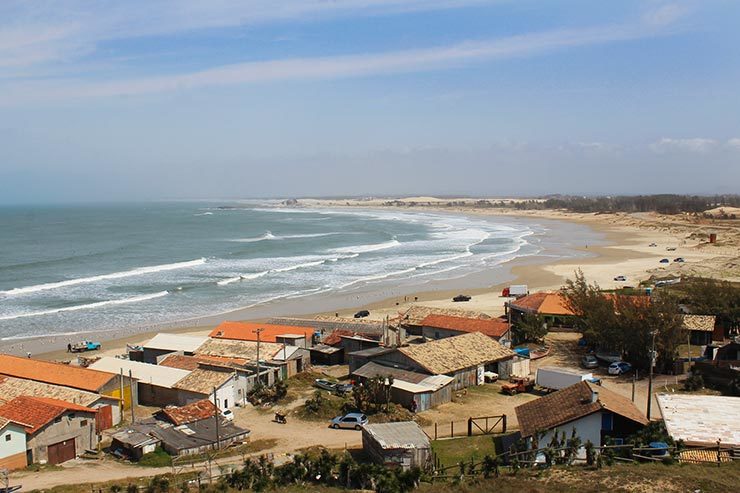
[{"xmin": 9, "ymin": 208, "xmax": 672, "ymax": 362}]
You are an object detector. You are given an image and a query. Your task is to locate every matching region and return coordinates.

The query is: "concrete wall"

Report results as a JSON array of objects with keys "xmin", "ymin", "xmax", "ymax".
[
  {"xmin": 27, "ymin": 411, "xmax": 98, "ymax": 464},
  {"xmin": 0, "ymin": 423, "xmax": 27, "ymax": 470}
]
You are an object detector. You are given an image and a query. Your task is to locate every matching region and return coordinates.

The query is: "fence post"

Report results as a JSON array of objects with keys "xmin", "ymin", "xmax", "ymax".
[
  {"xmin": 435, "ymin": 422, "xmax": 438, "ymax": 440},
  {"xmin": 468, "ymin": 417, "xmax": 473, "ymax": 437},
  {"xmin": 451, "ymin": 421, "xmax": 454, "ymax": 437},
  {"xmin": 502, "ymin": 414, "xmax": 507, "ymax": 433},
  {"xmin": 717, "ymin": 439, "xmax": 721, "ymax": 468}
]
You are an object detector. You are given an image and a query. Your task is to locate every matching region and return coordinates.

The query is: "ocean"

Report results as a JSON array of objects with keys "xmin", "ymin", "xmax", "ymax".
[{"xmin": 0, "ymin": 203, "xmax": 595, "ymax": 342}]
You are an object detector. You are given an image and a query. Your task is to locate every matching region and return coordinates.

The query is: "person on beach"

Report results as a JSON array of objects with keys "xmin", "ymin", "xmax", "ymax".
[
  {"xmin": 67, "ymin": 343, "xmax": 72, "ymax": 353},
  {"xmin": 26, "ymin": 352, "xmax": 31, "ymax": 358}
]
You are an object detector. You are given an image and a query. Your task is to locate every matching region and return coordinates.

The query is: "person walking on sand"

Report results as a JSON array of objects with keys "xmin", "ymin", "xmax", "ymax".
[
  {"xmin": 67, "ymin": 343, "xmax": 72, "ymax": 353},
  {"xmin": 26, "ymin": 352, "xmax": 31, "ymax": 358}
]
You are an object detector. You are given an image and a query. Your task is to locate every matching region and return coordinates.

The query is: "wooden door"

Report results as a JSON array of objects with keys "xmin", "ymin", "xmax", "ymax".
[
  {"xmin": 47, "ymin": 439, "xmax": 76, "ymax": 464},
  {"xmin": 96, "ymin": 405, "xmax": 113, "ymax": 432}
]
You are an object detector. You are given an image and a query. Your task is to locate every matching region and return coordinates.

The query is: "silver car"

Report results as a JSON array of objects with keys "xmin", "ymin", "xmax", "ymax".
[{"xmin": 330, "ymin": 412, "xmax": 368, "ymax": 430}]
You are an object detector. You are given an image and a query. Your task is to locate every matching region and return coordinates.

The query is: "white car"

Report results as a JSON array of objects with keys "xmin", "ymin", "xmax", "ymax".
[{"xmin": 221, "ymin": 409, "xmax": 234, "ymax": 422}]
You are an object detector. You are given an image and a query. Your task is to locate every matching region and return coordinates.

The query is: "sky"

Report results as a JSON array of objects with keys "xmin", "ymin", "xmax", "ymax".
[{"xmin": 0, "ymin": 0, "xmax": 738, "ymax": 203}]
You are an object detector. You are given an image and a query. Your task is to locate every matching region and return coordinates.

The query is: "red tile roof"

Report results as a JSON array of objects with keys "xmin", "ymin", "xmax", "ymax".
[
  {"xmin": 0, "ymin": 354, "xmax": 116, "ymax": 392},
  {"xmin": 209, "ymin": 321, "xmax": 314, "ymax": 343},
  {"xmin": 421, "ymin": 314, "xmax": 510, "ymax": 338},
  {"xmin": 322, "ymin": 329, "xmax": 358, "ymax": 346},
  {"xmin": 515, "ymin": 381, "xmax": 648, "ymax": 438},
  {"xmin": 160, "ymin": 399, "xmax": 216, "ymax": 426},
  {"xmin": 0, "ymin": 396, "xmax": 96, "ymax": 435}
]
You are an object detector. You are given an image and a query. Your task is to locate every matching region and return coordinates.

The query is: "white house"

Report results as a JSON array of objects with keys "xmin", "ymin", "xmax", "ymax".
[
  {"xmin": 0, "ymin": 417, "xmax": 27, "ymax": 470},
  {"xmin": 515, "ymin": 381, "xmax": 648, "ymax": 458}
]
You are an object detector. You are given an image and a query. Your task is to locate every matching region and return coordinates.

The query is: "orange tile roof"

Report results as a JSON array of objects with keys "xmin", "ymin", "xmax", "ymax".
[
  {"xmin": 209, "ymin": 321, "xmax": 314, "ymax": 343},
  {"xmin": 161, "ymin": 399, "xmax": 216, "ymax": 426},
  {"xmin": 322, "ymin": 329, "xmax": 358, "ymax": 346},
  {"xmin": 421, "ymin": 314, "xmax": 510, "ymax": 338},
  {"xmin": 0, "ymin": 396, "xmax": 96, "ymax": 435},
  {"xmin": 509, "ymin": 292, "xmax": 575, "ymax": 316},
  {"xmin": 515, "ymin": 381, "xmax": 648, "ymax": 438},
  {"xmin": 0, "ymin": 354, "xmax": 116, "ymax": 392}
]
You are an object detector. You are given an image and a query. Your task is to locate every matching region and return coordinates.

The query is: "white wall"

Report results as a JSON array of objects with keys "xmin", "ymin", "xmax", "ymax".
[
  {"xmin": 0, "ymin": 423, "xmax": 27, "ymax": 459},
  {"xmin": 536, "ymin": 412, "xmax": 602, "ymax": 460},
  {"xmin": 211, "ymin": 375, "xmax": 237, "ymax": 410}
]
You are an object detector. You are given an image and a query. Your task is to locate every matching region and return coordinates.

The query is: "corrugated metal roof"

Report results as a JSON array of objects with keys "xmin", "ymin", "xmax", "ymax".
[
  {"xmin": 143, "ymin": 333, "xmax": 208, "ymax": 352},
  {"xmin": 348, "ymin": 347, "xmax": 395, "ymax": 358},
  {"xmin": 657, "ymin": 394, "xmax": 740, "ymax": 447},
  {"xmin": 353, "ymin": 362, "xmax": 428, "ymax": 384},
  {"xmin": 363, "ymin": 421, "xmax": 430, "ymax": 449},
  {"xmin": 90, "ymin": 357, "xmax": 191, "ymax": 388}
]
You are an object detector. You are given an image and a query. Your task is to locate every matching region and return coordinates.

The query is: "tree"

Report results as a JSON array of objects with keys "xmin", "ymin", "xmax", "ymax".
[{"xmin": 513, "ymin": 313, "xmax": 548, "ymax": 343}]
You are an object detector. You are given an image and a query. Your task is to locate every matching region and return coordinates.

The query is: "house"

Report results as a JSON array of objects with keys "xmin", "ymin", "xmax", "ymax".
[
  {"xmin": 0, "ymin": 396, "xmax": 99, "ymax": 465},
  {"xmin": 347, "ymin": 347, "xmax": 397, "ymax": 373},
  {"xmin": 362, "ymin": 421, "xmax": 431, "ymax": 470},
  {"xmin": 515, "ymin": 381, "xmax": 648, "ymax": 456},
  {"xmin": 89, "ymin": 357, "xmax": 189, "ymax": 408},
  {"xmin": 681, "ymin": 315, "xmax": 716, "ymax": 345},
  {"xmin": 117, "ymin": 416, "xmax": 250, "ymax": 457},
  {"xmin": 110, "ymin": 429, "xmax": 161, "ymax": 461},
  {"xmin": 308, "ymin": 344, "xmax": 344, "ymax": 366},
  {"xmin": 0, "ymin": 375, "xmax": 122, "ymax": 431},
  {"xmin": 172, "ymin": 368, "xmax": 237, "ymax": 410},
  {"xmin": 375, "ymin": 332, "xmax": 516, "ymax": 390},
  {"xmin": 657, "ymin": 394, "xmax": 740, "ymax": 449},
  {"xmin": 196, "ymin": 338, "xmax": 288, "ymax": 388},
  {"xmin": 0, "ymin": 417, "xmax": 28, "ymax": 470},
  {"xmin": 419, "ymin": 314, "xmax": 511, "ymax": 343},
  {"xmin": 160, "ymin": 354, "xmax": 257, "ymax": 406},
  {"xmin": 269, "ymin": 317, "xmax": 388, "ymax": 343},
  {"xmin": 396, "ymin": 306, "xmax": 492, "ymax": 335},
  {"xmin": 209, "ymin": 321, "xmax": 314, "ymax": 347},
  {"xmin": 141, "ymin": 333, "xmax": 208, "ymax": 364},
  {"xmin": 0, "ymin": 354, "xmax": 132, "ymax": 425},
  {"xmin": 507, "ymin": 292, "xmax": 576, "ymax": 327},
  {"xmin": 159, "ymin": 399, "xmax": 217, "ymax": 426},
  {"xmin": 352, "ymin": 362, "xmax": 454, "ymax": 412},
  {"xmin": 270, "ymin": 345, "xmax": 311, "ymax": 379}
]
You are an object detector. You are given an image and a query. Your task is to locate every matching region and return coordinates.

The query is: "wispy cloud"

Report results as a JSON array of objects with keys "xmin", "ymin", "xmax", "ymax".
[
  {"xmin": 649, "ymin": 137, "xmax": 718, "ymax": 153},
  {"xmin": 0, "ymin": 18, "xmax": 684, "ymax": 105},
  {"xmin": 726, "ymin": 138, "xmax": 740, "ymax": 150}
]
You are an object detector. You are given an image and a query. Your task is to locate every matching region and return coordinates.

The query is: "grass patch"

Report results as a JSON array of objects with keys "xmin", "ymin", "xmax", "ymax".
[
  {"xmin": 295, "ymin": 391, "xmax": 349, "ymax": 421},
  {"xmin": 432, "ymin": 435, "xmax": 497, "ymax": 467},
  {"xmin": 23, "ymin": 463, "xmax": 64, "ymax": 473},
  {"xmin": 136, "ymin": 447, "xmax": 172, "ymax": 467}
]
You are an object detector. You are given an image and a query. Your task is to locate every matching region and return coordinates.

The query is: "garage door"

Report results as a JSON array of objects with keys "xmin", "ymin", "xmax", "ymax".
[{"xmin": 47, "ymin": 439, "xmax": 76, "ymax": 465}]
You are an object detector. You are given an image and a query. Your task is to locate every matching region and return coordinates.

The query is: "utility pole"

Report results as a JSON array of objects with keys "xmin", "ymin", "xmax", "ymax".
[
  {"xmin": 253, "ymin": 328, "xmax": 264, "ymax": 386},
  {"xmin": 647, "ymin": 330, "xmax": 657, "ymax": 420},
  {"xmin": 213, "ymin": 386, "xmax": 220, "ymax": 451},
  {"xmin": 129, "ymin": 369, "xmax": 136, "ymax": 424}
]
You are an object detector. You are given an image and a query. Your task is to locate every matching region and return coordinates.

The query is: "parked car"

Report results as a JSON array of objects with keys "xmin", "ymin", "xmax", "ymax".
[
  {"xmin": 608, "ymin": 361, "xmax": 633, "ymax": 375},
  {"xmin": 613, "ymin": 275, "xmax": 627, "ymax": 282},
  {"xmin": 666, "ymin": 247, "xmax": 676, "ymax": 251},
  {"xmin": 354, "ymin": 310, "xmax": 370, "ymax": 318},
  {"xmin": 221, "ymin": 409, "xmax": 234, "ymax": 422},
  {"xmin": 649, "ymin": 243, "xmax": 657, "ymax": 247},
  {"xmin": 314, "ymin": 379, "xmax": 337, "ymax": 392},
  {"xmin": 452, "ymin": 294, "xmax": 471, "ymax": 302},
  {"xmin": 659, "ymin": 258, "xmax": 670, "ymax": 263},
  {"xmin": 483, "ymin": 371, "xmax": 499, "ymax": 383},
  {"xmin": 335, "ymin": 383, "xmax": 354, "ymax": 395},
  {"xmin": 330, "ymin": 412, "xmax": 368, "ymax": 430},
  {"xmin": 581, "ymin": 354, "xmax": 599, "ymax": 369},
  {"xmin": 673, "ymin": 257, "xmax": 685, "ymax": 263}
]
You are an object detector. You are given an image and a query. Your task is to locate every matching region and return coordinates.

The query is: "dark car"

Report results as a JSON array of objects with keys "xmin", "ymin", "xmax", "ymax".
[
  {"xmin": 673, "ymin": 257, "xmax": 685, "ymax": 263},
  {"xmin": 354, "ymin": 310, "xmax": 370, "ymax": 318},
  {"xmin": 659, "ymin": 258, "xmax": 670, "ymax": 264},
  {"xmin": 452, "ymin": 294, "xmax": 471, "ymax": 302},
  {"xmin": 581, "ymin": 354, "xmax": 599, "ymax": 369}
]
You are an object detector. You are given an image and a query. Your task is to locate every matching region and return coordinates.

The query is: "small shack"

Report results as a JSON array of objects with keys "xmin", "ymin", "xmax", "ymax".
[
  {"xmin": 681, "ymin": 315, "xmax": 716, "ymax": 345},
  {"xmin": 362, "ymin": 421, "xmax": 431, "ymax": 470},
  {"xmin": 347, "ymin": 347, "xmax": 396, "ymax": 373},
  {"xmin": 309, "ymin": 344, "xmax": 344, "ymax": 366}
]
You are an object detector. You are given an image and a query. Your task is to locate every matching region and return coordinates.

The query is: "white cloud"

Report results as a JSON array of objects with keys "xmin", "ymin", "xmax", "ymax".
[
  {"xmin": 726, "ymin": 138, "xmax": 740, "ymax": 150},
  {"xmin": 649, "ymin": 138, "xmax": 718, "ymax": 153},
  {"xmin": 642, "ymin": 2, "xmax": 691, "ymax": 27},
  {"xmin": 0, "ymin": 20, "xmax": 684, "ymax": 105}
]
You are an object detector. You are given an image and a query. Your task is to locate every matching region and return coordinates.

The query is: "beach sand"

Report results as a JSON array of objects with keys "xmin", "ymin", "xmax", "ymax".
[{"xmin": 8, "ymin": 203, "xmax": 738, "ymax": 362}]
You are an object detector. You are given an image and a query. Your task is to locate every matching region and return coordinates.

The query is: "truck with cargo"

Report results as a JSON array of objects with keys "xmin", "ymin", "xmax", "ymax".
[{"xmin": 535, "ymin": 366, "xmax": 599, "ymax": 391}]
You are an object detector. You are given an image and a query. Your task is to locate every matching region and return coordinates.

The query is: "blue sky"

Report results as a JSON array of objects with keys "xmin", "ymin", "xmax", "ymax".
[{"xmin": 0, "ymin": 0, "xmax": 738, "ymax": 203}]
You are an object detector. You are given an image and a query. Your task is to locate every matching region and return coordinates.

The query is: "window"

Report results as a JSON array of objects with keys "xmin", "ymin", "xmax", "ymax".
[
  {"xmin": 80, "ymin": 420, "xmax": 88, "ymax": 427},
  {"xmin": 435, "ymin": 331, "xmax": 440, "ymax": 339},
  {"xmin": 54, "ymin": 417, "xmax": 62, "ymax": 424},
  {"xmin": 4, "ymin": 434, "xmax": 10, "ymax": 442},
  {"xmin": 601, "ymin": 413, "xmax": 613, "ymax": 431}
]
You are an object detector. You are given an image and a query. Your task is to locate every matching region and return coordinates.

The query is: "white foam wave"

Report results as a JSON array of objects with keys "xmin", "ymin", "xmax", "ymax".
[
  {"xmin": 216, "ymin": 271, "xmax": 269, "ymax": 286},
  {"xmin": 0, "ymin": 259, "xmax": 206, "ymax": 297},
  {"xmin": 0, "ymin": 291, "xmax": 169, "ymax": 321},
  {"xmin": 231, "ymin": 232, "xmax": 344, "ymax": 243},
  {"xmin": 272, "ymin": 260, "xmax": 326, "ymax": 273},
  {"xmin": 330, "ymin": 239, "xmax": 400, "ymax": 254}
]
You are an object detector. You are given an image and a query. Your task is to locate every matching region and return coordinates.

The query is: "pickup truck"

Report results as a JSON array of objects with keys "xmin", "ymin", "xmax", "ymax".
[{"xmin": 69, "ymin": 341, "xmax": 101, "ymax": 353}]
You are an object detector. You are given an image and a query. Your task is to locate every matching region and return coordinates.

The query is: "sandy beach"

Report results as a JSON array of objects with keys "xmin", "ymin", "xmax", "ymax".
[{"xmin": 6, "ymin": 200, "xmax": 738, "ymax": 362}]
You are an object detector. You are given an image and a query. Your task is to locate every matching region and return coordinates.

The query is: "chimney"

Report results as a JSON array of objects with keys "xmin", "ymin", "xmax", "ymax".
[{"xmin": 591, "ymin": 390, "xmax": 599, "ymax": 404}]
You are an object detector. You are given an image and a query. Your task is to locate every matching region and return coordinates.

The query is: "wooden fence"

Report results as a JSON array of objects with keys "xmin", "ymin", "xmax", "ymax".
[{"xmin": 431, "ymin": 415, "xmax": 506, "ymax": 440}]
